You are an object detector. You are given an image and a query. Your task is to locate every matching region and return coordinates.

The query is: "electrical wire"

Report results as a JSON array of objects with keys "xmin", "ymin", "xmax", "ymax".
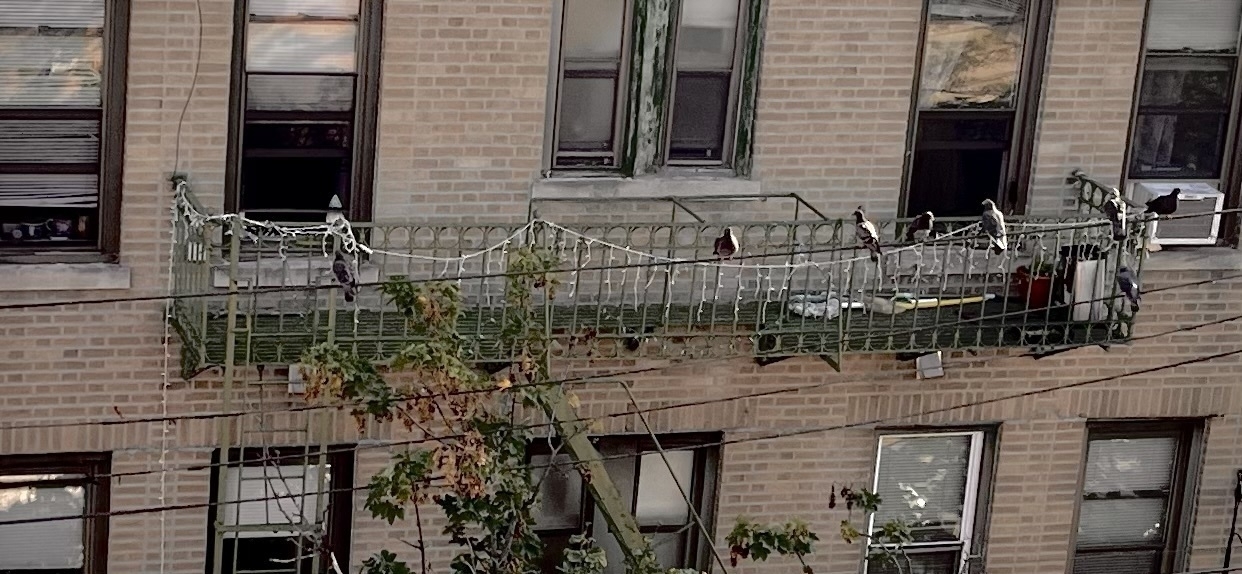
[
  {"xmin": 5, "ymin": 268, "xmax": 1240, "ymax": 436},
  {"xmin": 3, "ymin": 342, "xmax": 1241, "ymax": 528},
  {"xmin": 4, "ymin": 306, "xmax": 1240, "ymax": 492},
  {"xmin": 3, "ymin": 207, "xmax": 1239, "ymax": 312}
]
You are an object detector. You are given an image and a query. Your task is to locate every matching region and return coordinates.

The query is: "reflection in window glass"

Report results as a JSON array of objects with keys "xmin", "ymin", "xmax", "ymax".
[
  {"xmin": 1130, "ymin": 56, "xmax": 1234, "ymax": 179},
  {"xmin": 872, "ymin": 434, "xmax": 971, "ymax": 543},
  {"xmin": 555, "ymin": 0, "xmax": 626, "ymax": 164},
  {"xmin": 668, "ymin": 0, "xmax": 739, "ymax": 162},
  {"xmin": 917, "ymin": 0, "xmax": 1026, "ymax": 109}
]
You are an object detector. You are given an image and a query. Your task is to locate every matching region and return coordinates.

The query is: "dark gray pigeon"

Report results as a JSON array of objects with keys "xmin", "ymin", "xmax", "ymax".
[
  {"xmin": 713, "ymin": 227, "xmax": 739, "ymax": 259},
  {"xmin": 1102, "ymin": 188, "xmax": 1126, "ymax": 241},
  {"xmin": 853, "ymin": 207, "xmax": 882, "ymax": 263},
  {"xmin": 1116, "ymin": 266, "xmax": 1140, "ymax": 312},
  {"xmin": 1145, "ymin": 187, "xmax": 1179, "ymax": 215},
  {"xmin": 980, "ymin": 199, "xmax": 1007, "ymax": 254},
  {"xmin": 906, "ymin": 211, "xmax": 935, "ymax": 242},
  {"xmin": 332, "ymin": 251, "xmax": 358, "ymax": 303}
]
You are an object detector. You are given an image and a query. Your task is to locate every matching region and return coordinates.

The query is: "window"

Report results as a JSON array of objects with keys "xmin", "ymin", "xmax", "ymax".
[
  {"xmin": 903, "ymin": 0, "xmax": 1051, "ymax": 216},
  {"xmin": 530, "ymin": 434, "xmax": 720, "ymax": 574},
  {"xmin": 226, "ymin": 0, "xmax": 382, "ymax": 222},
  {"xmin": 547, "ymin": 0, "xmax": 761, "ymax": 174},
  {"xmin": 1128, "ymin": 0, "xmax": 1242, "ymax": 181},
  {"xmin": 206, "ymin": 447, "xmax": 354, "ymax": 574},
  {"xmin": 1071, "ymin": 423, "xmax": 1200, "ymax": 574},
  {"xmin": 0, "ymin": 453, "xmax": 110, "ymax": 574},
  {"xmin": 866, "ymin": 431, "xmax": 992, "ymax": 574},
  {"xmin": 0, "ymin": 1, "xmax": 127, "ymax": 257}
]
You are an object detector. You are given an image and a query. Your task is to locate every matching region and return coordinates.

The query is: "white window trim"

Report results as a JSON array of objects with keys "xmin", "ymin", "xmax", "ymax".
[{"xmin": 865, "ymin": 431, "xmax": 984, "ymax": 574}]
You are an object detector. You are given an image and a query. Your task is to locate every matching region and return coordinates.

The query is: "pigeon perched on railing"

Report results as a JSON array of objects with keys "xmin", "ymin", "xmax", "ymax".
[
  {"xmin": 853, "ymin": 207, "xmax": 882, "ymax": 263},
  {"xmin": 332, "ymin": 251, "xmax": 358, "ymax": 303},
  {"xmin": 1102, "ymin": 187, "xmax": 1127, "ymax": 241},
  {"xmin": 713, "ymin": 227, "xmax": 739, "ymax": 259},
  {"xmin": 1116, "ymin": 266, "xmax": 1140, "ymax": 313},
  {"xmin": 1145, "ymin": 187, "xmax": 1180, "ymax": 215},
  {"xmin": 980, "ymin": 199, "xmax": 1007, "ymax": 254},
  {"xmin": 906, "ymin": 211, "xmax": 935, "ymax": 242}
]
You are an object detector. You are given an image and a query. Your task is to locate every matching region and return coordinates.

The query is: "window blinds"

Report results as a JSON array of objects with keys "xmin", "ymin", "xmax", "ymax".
[
  {"xmin": 1146, "ymin": 0, "xmax": 1242, "ymax": 52},
  {"xmin": 872, "ymin": 434, "xmax": 973, "ymax": 544},
  {"xmin": 0, "ymin": 483, "xmax": 86, "ymax": 570},
  {"xmin": 220, "ymin": 465, "xmax": 328, "ymax": 538},
  {"xmin": 1077, "ymin": 437, "xmax": 1176, "ymax": 547},
  {"xmin": 0, "ymin": 0, "xmax": 105, "ymax": 212},
  {"xmin": 635, "ymin": 451, "xmax": 695, "ymax": 526}
]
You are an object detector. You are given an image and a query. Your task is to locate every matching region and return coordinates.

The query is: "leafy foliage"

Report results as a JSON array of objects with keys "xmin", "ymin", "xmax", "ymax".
[
  {"xmin": 728, "ymin": 487, "xmax": 913, "ymax": 573},
  {"xmin": 301, "ymin": 237, "xmax": 905, "ymax": 574}
]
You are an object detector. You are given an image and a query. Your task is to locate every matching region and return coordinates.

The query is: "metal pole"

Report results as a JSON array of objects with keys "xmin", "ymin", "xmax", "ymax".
[{"xmin": 1224, "ymin": 470, "xmax": 1242, "ymax": 568}]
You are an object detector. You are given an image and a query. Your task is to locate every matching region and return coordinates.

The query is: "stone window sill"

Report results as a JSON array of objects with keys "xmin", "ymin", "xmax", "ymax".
[
  {"xmin": 532, "ymin": 173, "xmax": 762, "ymax": 202},
  {"xmin": 0, "ymin": 262, "xmax": 131, "ymax": 292}
]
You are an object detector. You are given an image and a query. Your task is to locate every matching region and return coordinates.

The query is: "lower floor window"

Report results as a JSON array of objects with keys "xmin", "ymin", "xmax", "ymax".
[
  {"xmin": 867, "ymin": 430, "xmax": 993, "ymax": 574},
  {"xmin": 530, "ymin": 433, "xmax": 720, "ymax": 574},
  {"xmin": 0, "ymin": 453, "xmax": 110, "ymax": 574},
  {"xmin": 1071, "ymin": 422, "xmax": 1199, "ymax": 574},
  {"xmin": 207, "ymin": 447, "xmax": 354, "ymax": 574}
]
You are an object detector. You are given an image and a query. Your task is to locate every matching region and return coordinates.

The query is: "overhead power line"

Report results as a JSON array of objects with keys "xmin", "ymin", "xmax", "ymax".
[
  {"xmin": 4, "ymin": 306, "xmax": 1237, "ymax": 492},
  {"xmin": 2, "ymin": 342, "xmax": 1242, "ymax": 526}
]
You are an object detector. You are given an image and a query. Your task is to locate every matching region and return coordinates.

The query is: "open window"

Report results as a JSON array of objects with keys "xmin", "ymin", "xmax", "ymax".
[
  {"xmin": 226, "ymin": 0, "xmax": 382, "ymax": 223},
  {"xmin": 206, "ymin": 447, "xmax": 354, "ymax": 574},
  {"xmin": 529, "ymin": 434, "xmax": 720, "ymax": 574},
  {"xmin": 0, "ymin": 1, "xmax": 128, "ymax": 258},
  {"xmin": 903, "ymin": 0, "xmax": 1051, "ymax": 216},
  {"xmin": 0, "ymin": 453, "xmax": 111, "ymax": 574}
]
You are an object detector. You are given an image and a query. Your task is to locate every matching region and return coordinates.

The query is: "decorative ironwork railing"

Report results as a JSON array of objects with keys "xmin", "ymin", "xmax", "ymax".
[{"xmin": 171, "ymin": 178, "xmax": 1146, "ymax": 378}]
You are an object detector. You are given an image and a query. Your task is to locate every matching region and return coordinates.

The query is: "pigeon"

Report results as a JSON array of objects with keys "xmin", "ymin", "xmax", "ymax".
[
  {"xmin": 1116, "ymin": 266, "xmax": 1140, "ymax": 312},
  {"xmin": 713, "ymin": 228, "xmax": 739, "ymax": 259},
  {"xmin": 332, "ymin": 251, "xmax": 358, "ymax": 303},
  {"xmin": 1102, "ymin": 188, "xmax": 1127, "ymax": 241},
  {"xmin": 623, "ymin": 325, "xmax": 656, "ymax": 352},
  {"xmin": 980, "ymin": 199, "xmax": 1007, "ymax": 254},
  {"xmin": 906, "ymin": 211, "xmax": 935, "ymax": 242},
  {"xmin": 853, "ymin": 207, "xmax": 882, "ymax": 263},
  {"xmin": 1145, "ymin": 187, "xmax": 1180, "ymax": 215}
]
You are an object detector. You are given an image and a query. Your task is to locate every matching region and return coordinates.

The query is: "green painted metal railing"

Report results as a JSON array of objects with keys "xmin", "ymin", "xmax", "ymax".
[{"xmin": 171, "ymin": 177, "xmax": 1145, "ymax": 378}]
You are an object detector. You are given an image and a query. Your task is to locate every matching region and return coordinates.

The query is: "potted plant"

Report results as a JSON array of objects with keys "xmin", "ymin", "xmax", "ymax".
[{"xmin": 1013, "ymin": 260, "xmax": 1055, "ymax": 308}]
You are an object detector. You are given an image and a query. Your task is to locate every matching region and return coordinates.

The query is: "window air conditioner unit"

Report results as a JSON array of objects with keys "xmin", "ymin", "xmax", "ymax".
[{"xmin": 1129, "ymin": 182, "xmax": 1224, "ymax": 246}]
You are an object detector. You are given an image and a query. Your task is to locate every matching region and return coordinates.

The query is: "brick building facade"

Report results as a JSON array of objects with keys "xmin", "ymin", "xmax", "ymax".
[{"xmin": 2, "ymin": 1, "xmax": 1242, "ymax": 574}]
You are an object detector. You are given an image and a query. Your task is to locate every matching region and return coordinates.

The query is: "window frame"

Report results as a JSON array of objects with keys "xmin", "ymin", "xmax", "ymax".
[
  {"xmin": 527, "ymin": 432, "xmax": 722, "ymax": 574},
  {"xmin": 864, "ymin": 427, "xmax": 998, "ymax": 574},
  {"xmin": 0, "ymin": 452, "xmax": 111, "ymax": 574},
  {"xmin": 660, "ymin": 0, "xmax": 749, "ymax": 168},
  {"xmin": 897, "ymin": 0, "xmax": 1054, "ymax": 216},
  {"xmin": 542, "ymin": 0, "xmax": 764, "ymax": 178},
  {"xmin": 1123, "ymin": 0, "xmax": 1242, "ymax": 246},
  {"xmin": 223, "ymin": 0, "xmax": 383, "ymax": 223},
  {"xmin": 204, "ymin": 446, "xmax": 355, "ymax": 574},
  {"xmin": 0, "ymin": 0, "xmax": 129, "ymax": 262},
  {"xmin": 1069, "ymin": 420, "xmax": 1203, "ymax": 574}
]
